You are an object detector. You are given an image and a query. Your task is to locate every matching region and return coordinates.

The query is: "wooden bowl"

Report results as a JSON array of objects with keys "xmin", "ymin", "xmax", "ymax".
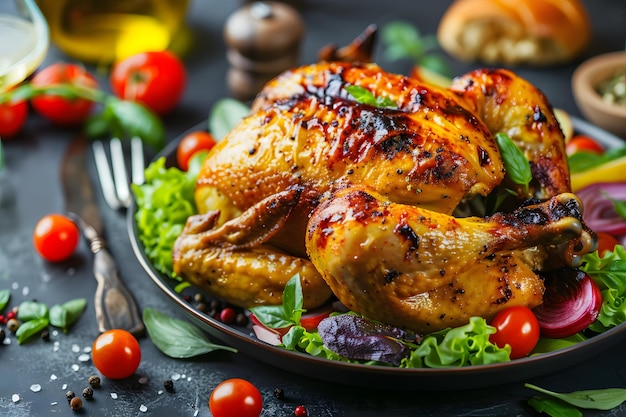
[{"xmin": 572, "ymin": 51, "xmax": 626, "ymax": 139}]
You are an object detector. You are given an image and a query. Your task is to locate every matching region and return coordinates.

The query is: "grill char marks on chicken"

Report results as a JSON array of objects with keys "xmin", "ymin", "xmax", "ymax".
[{"xmin": 173, "ymin": 62, "xmax": 597, "ymax": 332}]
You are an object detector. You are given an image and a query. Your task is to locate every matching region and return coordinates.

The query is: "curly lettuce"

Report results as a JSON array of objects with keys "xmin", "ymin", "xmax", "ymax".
[
  {"xmin": 580, "ymin": 245, "xmax": 626, "ymax": 332},
  {"xmin": 132, "ymin": 154, "xmax": 204, "ymax": 278}
]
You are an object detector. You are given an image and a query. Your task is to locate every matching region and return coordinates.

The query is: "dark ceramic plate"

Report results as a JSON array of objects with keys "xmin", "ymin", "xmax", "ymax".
[{"xmin": 128, "ymin": 117, "xmax": 626, "ymax": 391}]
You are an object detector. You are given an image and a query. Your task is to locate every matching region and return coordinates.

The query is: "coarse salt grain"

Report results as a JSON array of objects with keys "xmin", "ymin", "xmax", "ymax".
[
  {"xmin": 22, "ymin": 286, "xmax": 29, "ymax": 296},
  {"xmin": 139, "ymin": 404, "xmax": 148, "ymax": 412},
  {"xmin": 11, "ymin": 394, "xmax": 19, "ymax": 403},
  {"xmin": 50, "ymin": 374, "xmax": 57, "ymax": 381},
  {"xmin": 78, "ymin": 353, "xmax": 90, "ymax": 362},
  {"xmin": 110, "ymin": 393, "xmax": 118, "ymax": 399},
  {"xmin": 71, "ymin": 344, "xmax": 80, "ymax": 353},
  {"xmin": 30, "ymin": 384, "xmax": 42, "ymax": 392},
  {"xmin": 71, "ymin": 364, "xmax": 80, "ymax": 372},
  {"xmin": 62, "ymin": 384, "xmax": 68, "ymax": 390},
  {"xmin": 51, "ymin": 402, "xmax": 58, "ymax": 406},
  {"xmin": 171, "ymin": 373, "xmax": 181, "ymax": 381},
  {"xmin": 138, "ymin": 377, "xmax": 148, "ymax": 385}
]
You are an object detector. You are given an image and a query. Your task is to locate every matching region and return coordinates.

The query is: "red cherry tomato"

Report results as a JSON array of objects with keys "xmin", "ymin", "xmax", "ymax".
[
  {"xmin": 0, "ymin": 96, "xmax": 28, "ymax": 138},
  {"xmin": 92, "ymin": 329, "xmax": 141, "ymax": 379},
  {"xmin": 209, "ymin": 378, "xmax": 263, "ymax": 417},
  {"xmin": 565, "ymin": 135, "xmax": 604, "ymax": 156},
  {"xmin": 110, "ymin": 51, "xmax": 187, "ymax": 116},
  {"xmin": 299, "ymin": 307, "xmax": 333, "ymax": 331},
  {"xmin": 176, "ymin": 131, "xmax": 216, "ymax": 171},
  {"xmin": 596, "ymin": 232, "xmax": 620, "ymax": 256},
  {"xmin": 489, "ymin": 306, "xmax": 540, "ymax": 359},
  {"xmin": 30, "ymin": 63, "xmax": 99, "ymax": 127},
  {"xmin": 33, "ymin": 214, "xmax": 80, "ymax": 262}
]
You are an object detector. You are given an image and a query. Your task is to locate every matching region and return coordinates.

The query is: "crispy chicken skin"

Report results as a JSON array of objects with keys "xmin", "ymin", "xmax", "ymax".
[{"xmin": 173, "ymin": 62, "xmax": 596, "ymax": 331}]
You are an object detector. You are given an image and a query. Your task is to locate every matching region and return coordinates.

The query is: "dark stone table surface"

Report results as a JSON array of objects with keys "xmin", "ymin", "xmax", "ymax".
[{"xmin": 1, "ymin": 1, "xmax": 625, "ymax": 416}]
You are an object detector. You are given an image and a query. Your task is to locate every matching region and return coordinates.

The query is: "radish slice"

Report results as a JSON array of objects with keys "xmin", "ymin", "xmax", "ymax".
[
  {"xmin": 534, "ymin": 268, "xmax": 602, "ymax": 339},
  {"xmin": 252, "ymin": 324, "xmax": 282, "ymax": 346}
]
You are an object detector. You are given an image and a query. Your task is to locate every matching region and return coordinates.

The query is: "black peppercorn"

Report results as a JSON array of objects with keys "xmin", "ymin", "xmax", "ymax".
[
  {"xmin": 82, "ymin": 387, "xmax": 93, "ymax": 399},
  {"xmin": 274, "ymin": 388, "xmax": 285, "ymax": 400},
  {"xmin": 163, "ymin": 379, "xmax": 174, "ymax": 392},
  {"xmin": 70, "ymin": 396, "xmax": 82, "ymax": 411},
  {"xmin": 65, "ymin": 391, "xmax": 75, "ymax": 402},
  {"xmin": 40, "ymin": 328, "xmax": 50, "ymax": 341},
  {"xmin": 88, "ymin": 375, "xmax": 101, "ymax": 388},
  {"xmin": 235, "ymin": 312, "xmax": 249, "ymax": 326},
  {"xmin": 0, "ymin": 328, "xmax": 5, "ymax": 344}
]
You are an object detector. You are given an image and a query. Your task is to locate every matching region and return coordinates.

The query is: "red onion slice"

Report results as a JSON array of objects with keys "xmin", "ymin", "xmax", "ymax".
[
  {"xmin": 577, "ymin": 182, "xmax": 626, "ymax": 236},
  {"xmin": 534, "ymin": 268, "xmax": 602, "ymax": 339}
]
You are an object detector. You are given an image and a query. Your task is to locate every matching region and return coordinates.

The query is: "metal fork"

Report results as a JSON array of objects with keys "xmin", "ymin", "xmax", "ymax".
[{"xmin": 92, "ymin": 136, "xmax": 145, "ymax": 210}]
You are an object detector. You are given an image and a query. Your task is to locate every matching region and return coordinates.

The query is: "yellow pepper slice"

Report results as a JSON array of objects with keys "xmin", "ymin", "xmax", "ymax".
[{"xmin": 571, "ymin": 155, "xmax": 626, "ymax": 192}]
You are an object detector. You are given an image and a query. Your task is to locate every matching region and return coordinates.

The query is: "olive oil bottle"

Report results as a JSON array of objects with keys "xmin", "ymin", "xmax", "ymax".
[{"xmin": 36, "ymin": 0, "xmax": 190, "ymax": 63}]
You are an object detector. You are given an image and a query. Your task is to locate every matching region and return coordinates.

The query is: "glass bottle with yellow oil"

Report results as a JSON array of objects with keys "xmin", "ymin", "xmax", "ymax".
[{"xmin": 36, "ymin": 0, "xmax": 190, "ymax": 64}]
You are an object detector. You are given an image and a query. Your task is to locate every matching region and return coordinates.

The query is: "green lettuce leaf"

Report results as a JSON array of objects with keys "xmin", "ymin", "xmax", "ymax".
[{"xmin": 132, "ymin": 155, "xmax": 201, "ymax": 278}]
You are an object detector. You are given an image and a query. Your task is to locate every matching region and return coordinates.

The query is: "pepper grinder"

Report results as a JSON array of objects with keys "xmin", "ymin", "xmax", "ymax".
[{"xmin": 224, "ymin": 1, "xmax": 305, "ymax": 101}]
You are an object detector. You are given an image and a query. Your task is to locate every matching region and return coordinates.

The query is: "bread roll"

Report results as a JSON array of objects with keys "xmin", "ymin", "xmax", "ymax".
[{"xmin": 437, "ymin": 0, "xmax": 591, "ymax": 66}]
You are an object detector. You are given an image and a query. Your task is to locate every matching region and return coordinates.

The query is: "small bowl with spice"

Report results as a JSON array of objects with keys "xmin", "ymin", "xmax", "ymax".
[{"xmin": 572, "ymin": 51, "xmax": 626, "ymax": 139}]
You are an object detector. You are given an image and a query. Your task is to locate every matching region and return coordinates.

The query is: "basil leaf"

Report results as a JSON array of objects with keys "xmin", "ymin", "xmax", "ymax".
[
  {"xmin": 0, "ymin": 289, "xmax": 10, "ymax": 311},
  {"xmin": 345, "ymin": 85, "xmax": 397, "ymax": 109},
  {"xmin": 283, "ymin": 274, "xmax": 304, "ymax": 324},
  {"xmin": 528, "ymin": 396, "xmax": 583, "ymax": 417},
  {"xmin": 16, "ymin": 318, "xmax": 49, "ymax": 344},
  {"xmin": 525, "ymin": 383, "xmax": 626, "ymax": 410},
  {"xmin": 90, "ymin": 98, "xmax": 165, "ymax": 150},
  {"xmin": 209, "ymin": 97, "xmax": 250, "ymax": 140},
  {"xmin": 495, "ymin": 132, "xmax": 532, "ymax": 191},
  {"xmin": 249, "ymin": 275, "xmax": 304, "ymax": 329},
  {"xmin": 49, "ymin": 298, "xmax": 87, "ymax": 332},
  {"xmin": 143, "ymin": 308, "xmax": 237, "ymax": 358},
  {"xmin": 17, "ymin": 301, "xmax": 48, "ymax": 321}
]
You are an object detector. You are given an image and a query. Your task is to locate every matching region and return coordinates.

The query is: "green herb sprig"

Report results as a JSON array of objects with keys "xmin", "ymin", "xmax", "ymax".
[
  {"xmin": 380, "ymin": 21, "xmax": 451, "ymax": 78},
  {"xmin": 0, "ymin": 82, "xmax": 165, "ymax": 150},
  {"xmin": 143, "ymin": 307, "xmax": 237, "ymax": 358},
  {"xmin": 14, "ymin": 298, "xmax": 86, "ymax": 344},
  {"xmin": 345, "ymin": 85, "xmax": 398, "ymax": 109},
  {"xmin": 495, "ymin": 132, "xmax": 532, "ymax": 193},
  {"xmin": 526, "ymin": 383, "xmax": 626, "ymax": 414},
  {"xmin": 249, "ymin": 274, "xmax": 305, "ymax": 329}
]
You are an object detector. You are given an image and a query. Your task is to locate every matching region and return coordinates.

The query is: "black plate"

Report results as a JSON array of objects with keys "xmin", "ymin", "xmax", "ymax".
[{"xmin": 128, "ymin": 117, "xmax": 626, "ymax": 391}]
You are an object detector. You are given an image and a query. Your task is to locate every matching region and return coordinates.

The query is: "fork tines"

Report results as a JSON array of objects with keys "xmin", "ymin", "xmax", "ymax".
[{"xmin": 93, "ymin": 136, "xmax": 145, "ymax": 210}]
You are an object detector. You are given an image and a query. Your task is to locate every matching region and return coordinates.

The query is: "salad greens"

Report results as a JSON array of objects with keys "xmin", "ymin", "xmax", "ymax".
[
  {"xmin": 132, "ymin": 153, "xmax": 203, "ymax": 278},
  {"xmin": 580, "ymin": 245, "xmax": 626, "ymax": 332},
  {"xmin": 252, "ymin": 276, "xmax": 511, "ymax": 368}
]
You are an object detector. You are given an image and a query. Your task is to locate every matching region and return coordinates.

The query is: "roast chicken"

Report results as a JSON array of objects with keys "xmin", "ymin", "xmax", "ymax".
[{"xmin": 173, "ymin": 61, "xmax": 596, "ymax": 333}]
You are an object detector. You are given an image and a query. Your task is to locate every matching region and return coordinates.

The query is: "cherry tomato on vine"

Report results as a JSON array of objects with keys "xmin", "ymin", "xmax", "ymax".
[
  {"xmin": 565, "ymin": 135, "xmax": 604, "ymax": 156},
  {"xmin": 596, "ymin": 232, "xmax": 620, "ymax": 256},
  {"xmin": 30, "ymin": 63, "xmax": 99, "ymax": 127},
  {"xmin": 110, "ymin": 51, "xmax": 187, "ymax": 116},
  {"xmin": 489, "ymin": 306, "xmax": 540, "ymax": 359},
  {"xmin": 33, "ymin": 214, "xmax": 80, "ymax": 262},
  {"xmin": 0, "ymin": 96, "xmax": 28, "ymax": 139},
  {"xmin": 92, "ymin": 329, "xmax": 141, "ymax": 379},
  {"xmin": 209, "ymin": 378, "xmax": 263, "ymax": 417},
  {"xmin": 176, "ymin": 131, "xmax": 216, "ymax": 171}
]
